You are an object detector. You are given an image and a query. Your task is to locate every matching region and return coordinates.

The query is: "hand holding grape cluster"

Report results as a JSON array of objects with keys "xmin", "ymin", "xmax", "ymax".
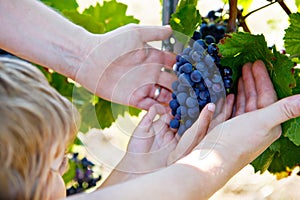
[{"xmin": 168, "ymin": 9, "xmax": 234, "ymax": 136}]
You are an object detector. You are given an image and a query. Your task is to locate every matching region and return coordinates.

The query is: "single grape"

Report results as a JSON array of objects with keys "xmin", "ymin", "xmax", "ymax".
[
  {"xmin": 186, "ymin": 97, "xmax": 198, "ymax": 108},
  {"xmin": 223, "ymin": 77, "xmax": 233, "ymax": 89},
  {"xmin": 180, "ymin": 63, "xmax": 193, "ymax": 73},
  {"xmin": 212, "ymin": 73, "xmax": 222, "ymax": 83},
  {"xmin": 169, "ymin": 99, "xmax": 179, "ymax": 110},
  {"xmin": 177, "ymin": 92, "xmax": 188, "ymax": 105},
  {"xmin": 170, "ymin": 118, "xmax": 180, "ymax": 129},
  {"xmin": 185, "ymin": 119, "xmax": 193, "ymax": 129},
  {"xmin": 177, "ymin": 124, "xmax": 187, "ymax": 136},
  {"xmin": 190, "ymin": 70, "xmax": 202, "ymax": 83},
  {"xmin": 171, "ymin": 81, "xmax": 179, "ymax": 91},
  {"xmin": 187, "ymin": 107, "xmax": 200, "ymax": 119},
  {"xmin": 204, "ymin": 35, "xmax": 216, "ymax": 44}
]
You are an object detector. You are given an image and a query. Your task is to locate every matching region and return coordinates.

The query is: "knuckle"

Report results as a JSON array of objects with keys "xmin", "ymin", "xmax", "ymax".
[{"xmin": 280, "ymin": 98, "xmax": 299, "ymax": 119}]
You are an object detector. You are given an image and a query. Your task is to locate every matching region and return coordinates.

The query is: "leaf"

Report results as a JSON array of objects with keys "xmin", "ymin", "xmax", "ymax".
[
  {"xmin": 62, "ymin": 10, "xmax": 105, "ymax": 34},
  {"xmin": 50, "ymin": 72, "xmax": 74, "ymax": 100},
  {"xmin": 283, "ymin": 117, "xmax": 300, "ymax": 146},
  {"xmin": 284, "ymin": 13, "xmax": 300, "ymax": 58},
  {"xmin": 268, "ymin": 137, "xmax": 300, "ymax": 174},
  {"xmin": 293, "ymin": 68, "xmax": 300, "ymax": 94},
  {"xmin": 251, "ymin": 148, "xmax": 275, "ymax": 173},
  {"xmin": 218, "ymin": 32, "xmax": 272, "ymax": 85},
  {"xmin": 267, "ymin": 152, "xmax": 286, "ymax": 173},
  {"xmin": 83, "ymin": 0, "xmax": 139, "ymax": 33},
  {"xmin": 170, "ymin": 1, "xmax": 201, "ymax": 44},
  {"xmin": 270, "ymin": 48, "xmax": 295, "ymax": 99},
  {"xmin": 40, "ymin": 0, "xmax": 78, "ymax": 11},
  {"xmin": 62, "ymin": 159, "xmax": 77, "ymax": 184}
]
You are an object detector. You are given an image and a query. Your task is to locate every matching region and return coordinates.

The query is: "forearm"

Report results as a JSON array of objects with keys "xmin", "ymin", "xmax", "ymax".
[
  {"xmin": 68, "ymin": 153, "xmax": 237, "ymax": 200},
  {"xmin": 68, "ymin": 164, "xmax": 205, "ymax": 200},
  {"xmin": 0, "ymin": 0, "xmax": 94, "ymax": 80}
]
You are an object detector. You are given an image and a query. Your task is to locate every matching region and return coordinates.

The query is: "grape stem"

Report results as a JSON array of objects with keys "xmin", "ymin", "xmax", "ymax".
[
  {"xmin": 243, "ymin": 0, "xmax": 278, "ymax": 19},
  {"xmin": 228, "ymin": 0, "xmax": 238, "ymax": 33},
  {"xmin": 277, "ymin": 0, "xmax": 292, "ymax": 15}
]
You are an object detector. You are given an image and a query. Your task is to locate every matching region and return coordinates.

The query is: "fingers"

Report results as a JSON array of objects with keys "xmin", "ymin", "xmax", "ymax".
[
  {"xmin": 252, "ymin": 60, "xmax": 277, "ymax": 108},
  {"xmin": 258, "ymin": 95, "xmax": 300, "ymax": 130},
  {"xmin": 134, "ymin": 104, "xmax": 168, "ymax": 135},
  {"xmin": 167, "ymin": 103, "xmax": 215, "ymax": 164},
  {"xmin": 234, "ymin": 60, "xmax": 276, "ymax": 117},
  {"xmin": 138, "ymin": 25, "xmax": 173, "ymax": 42},
  {"xmin": 234, "ymin": 77, "xmax": 246, "ymax": 116},
  {"xmin": 208, "ymin": 94, "xmax": 235, "ymax": 131},
  {"xmin": 242, "ymin": 62, "xmax": 257, "ymax": 112}
]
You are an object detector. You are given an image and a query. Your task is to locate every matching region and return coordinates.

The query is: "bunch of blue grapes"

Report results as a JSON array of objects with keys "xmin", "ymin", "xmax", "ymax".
[
  {"xmin": 169, "ymin": 10, "xmax": 234, "ymax": 136},
  {"xmin": 170, "ymin": 39, "xmax": 228, "ymax": 136},
  {"xmin": 191, "ymin": 9, "xmax": 227, "ymax": 45},
  {"xmin": 66, "ymin": 153, "xmax": 102, "ymax": 196}
]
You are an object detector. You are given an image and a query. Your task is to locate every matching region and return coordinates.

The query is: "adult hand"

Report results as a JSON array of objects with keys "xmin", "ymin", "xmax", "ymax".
[
  {"xmin": 174, "ymin": 61, "xmax": 300, "ymax": 199},
  {"xmin": 75, "ymin": 24, "xmax": 177, "ymax": 110}
]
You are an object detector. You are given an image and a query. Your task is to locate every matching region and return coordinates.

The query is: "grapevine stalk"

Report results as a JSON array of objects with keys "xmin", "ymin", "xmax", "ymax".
[
  {"xmin": 228, "ymin": 0, "xmax": 238, "ymax": 32},
  {"xmin": 277, "ymin": 0, "xmax": 292, "ymax": 15}
]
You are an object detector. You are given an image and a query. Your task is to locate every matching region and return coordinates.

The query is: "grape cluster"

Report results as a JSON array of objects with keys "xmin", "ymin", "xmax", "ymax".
[
  {"xmin": 66, "ymin": 153, "xmax": 101, "ymax": 196},
  {"xmin": 169, "ymin": 9, "xmax": 234, "ymax": 136},
  {"xmin": 191, "ymin": 9, "xmax": 226, "ymax": 45},
  {"xmin": 169, "ymin": 39, "xmax": 226, "ymax": 136}
]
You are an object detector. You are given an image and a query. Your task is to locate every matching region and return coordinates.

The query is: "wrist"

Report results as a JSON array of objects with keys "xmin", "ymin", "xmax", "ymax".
[{"xmin": 175, "ymin": 149, "xmax": 240, "ymax": 199}]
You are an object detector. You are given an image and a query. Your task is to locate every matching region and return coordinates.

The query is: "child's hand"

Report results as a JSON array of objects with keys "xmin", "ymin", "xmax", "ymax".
[{"xmin": 100, "ymin": 93, "xmax": 234, "ymax": 187}]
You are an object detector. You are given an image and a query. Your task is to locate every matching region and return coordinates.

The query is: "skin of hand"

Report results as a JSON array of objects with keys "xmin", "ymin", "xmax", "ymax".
[
  {"xmin": 75, "ymin": 24, "xmax": 177, "ymax": 110},
  {"xmin": 101, "ymin": 93, "xmax": 234, "ymax": 187},
  {"xmin": 1, "ymin": 0, "xmax": 176, "ymax": 110},
  {"xmin": 176, "ymin": 60, "xmax": 300, "ymax": 199}
]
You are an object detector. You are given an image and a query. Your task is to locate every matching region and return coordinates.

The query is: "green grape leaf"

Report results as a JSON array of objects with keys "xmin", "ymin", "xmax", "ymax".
[
  {"xmin": 83, "ymin": 0, "xmax": 139, "ymax": 33},
  {"xmin": 62, "ymin": 159, "xmax": 77, "ymax": 184},
  {"xmin": 40, "ymin": 0, "xmax": 78, "ymax": 11},
  {"xmin": 218, "ymin": 32, "xmax": 273, "ymax": 84},
  {"xmin": 219, "ymin": 33, "xmax": 295, "ymax": 99},
  {"xmin": 283, "ymin": 118, "xmax": 300, "ymax": 146},
  {"xmin": 293, "ymin": 68, "xmax": 300, "ymax": 94},
  {"xmin": 62, "ymin": 10, "xmax": 105, "ymax": 34},
  {"xmin": 284, "ymin": 13, "xmax": 300, "ymax": 58},
  {"xmin": 270, "ymin": 48, "xmax": 295, "ymax": 99},
  {"xmin": 170, "ymin": 1, "xmax": 201, "ymax": 44},
  {"xmin": 49, "ymin": 72, "xmax": 74, "ymax": 100},
  {"xmin": 268, "ymin": 137, "xmax": 300, "ymax": 173},
  {"xmin": 251, "ymin": 148, "xmax": 275, "ymax": 173},
  {"xmin": 76, "ymin": 90, "xmax": 141, "ymax": 132},
  {"xmin": 267, "ymin": 152, "xmax": 286, "ymax": 173}
]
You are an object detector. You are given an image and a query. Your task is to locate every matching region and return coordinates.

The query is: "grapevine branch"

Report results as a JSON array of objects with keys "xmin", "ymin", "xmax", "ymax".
[
  {"xmin": 277, "ymin": 0, "xmax": 292, "ymax": 15},
  {"xmin": 231, "ymin": 0, "xmax": 291, "ymax": 33},
  {"xmin": 243, "ymin": 1, "xmax": 277, "ymax": 19},
  {"xmin": 228, "ymin": 0, "xmax": 238, "ymax": 32}
]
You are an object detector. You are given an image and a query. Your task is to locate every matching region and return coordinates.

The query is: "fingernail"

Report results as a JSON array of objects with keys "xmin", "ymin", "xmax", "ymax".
[{"xmin": 207, "ymin": 103, "xmax": 215, "ymax": 112}]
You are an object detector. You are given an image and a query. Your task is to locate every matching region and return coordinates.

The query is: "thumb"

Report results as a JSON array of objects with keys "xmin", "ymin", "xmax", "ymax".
[
  {"xmin": 139, "ymin": 25, "xmax": 173, "ymax": 42},
  {"xmin": 257, "ymin": 94, "xmax": 300, "ymax": 130}
]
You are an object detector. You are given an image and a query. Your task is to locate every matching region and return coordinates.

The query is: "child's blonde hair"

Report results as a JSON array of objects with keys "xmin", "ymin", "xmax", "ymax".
[{"xmin": 0, "ymin": 57, "xmax": 80, "ymax": 199}]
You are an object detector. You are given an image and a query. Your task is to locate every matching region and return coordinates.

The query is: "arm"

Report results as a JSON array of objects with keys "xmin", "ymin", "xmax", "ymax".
[
  {"xmin": 0, "ymin": 0, "xmax": 90, "ymax": 79},
  {"xmin": 0, "ymin": 0, "xmax": 176, "ymax": 109},
  {"xmin": 68, "ymin": 61, "xmax": 300, "ymax": 200}
]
